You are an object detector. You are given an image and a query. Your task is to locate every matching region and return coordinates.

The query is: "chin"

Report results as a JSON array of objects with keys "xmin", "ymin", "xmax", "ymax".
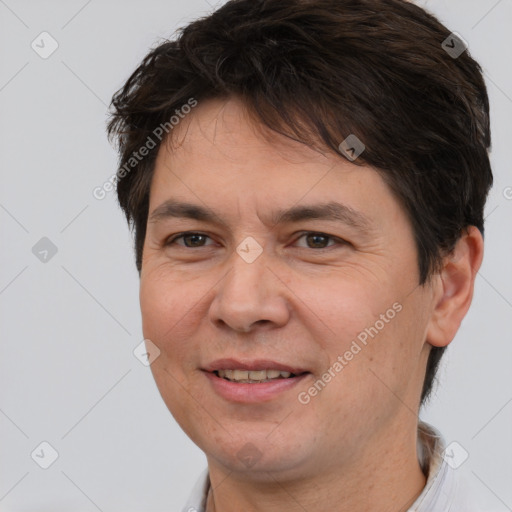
[{"xmin": 204, "ymin": 435, "xmax": 315, "ymax": 480}]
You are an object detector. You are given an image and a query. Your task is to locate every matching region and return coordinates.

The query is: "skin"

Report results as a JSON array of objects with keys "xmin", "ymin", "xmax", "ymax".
[{"xmin": 139, "ymin": 97, "xmax": 484, "ymax": 512}]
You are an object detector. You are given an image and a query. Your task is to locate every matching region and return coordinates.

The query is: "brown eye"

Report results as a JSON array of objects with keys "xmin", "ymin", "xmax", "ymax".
[
  {"xmin": 166, "ymin": 232, "xmax": 213, "ymax": 248},
  {"xmin": 295, "ymin": 232, "xmax": 345, "ymax": 249},
  {"xmin": 305, "ymin": 233, "xmax": 331, "ymax": 249}
]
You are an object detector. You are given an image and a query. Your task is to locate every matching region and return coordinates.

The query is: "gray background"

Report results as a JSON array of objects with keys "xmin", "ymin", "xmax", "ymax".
[{"xmin": 0, "ymin": 0, "xmax": 510, "ymax": 510}]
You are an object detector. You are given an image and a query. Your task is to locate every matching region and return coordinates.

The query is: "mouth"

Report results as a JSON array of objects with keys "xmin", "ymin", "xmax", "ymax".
[
  {"xmin": 213, "ymin": 369, "xmax": 308, "ymax": 383},
  {"xmin": 201, "ymin": 359, "xmax": 312, "ymax": 402}
]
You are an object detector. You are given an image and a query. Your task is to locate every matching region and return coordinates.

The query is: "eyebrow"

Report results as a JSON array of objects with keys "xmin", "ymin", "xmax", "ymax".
[{"xmin": 148, "ymin": 199, "xmax": 373, "ymax": 233}]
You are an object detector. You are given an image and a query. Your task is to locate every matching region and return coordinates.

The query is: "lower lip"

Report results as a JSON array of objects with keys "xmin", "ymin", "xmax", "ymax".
[{"xmin": 203, "ymin": 371, "xmax": 311, "ymax": 403}]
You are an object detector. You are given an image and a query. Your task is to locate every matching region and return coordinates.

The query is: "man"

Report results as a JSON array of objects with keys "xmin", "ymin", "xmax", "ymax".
[{"xmin": 107, "ymin": 0, "xmax": 495, "ymax": 510}]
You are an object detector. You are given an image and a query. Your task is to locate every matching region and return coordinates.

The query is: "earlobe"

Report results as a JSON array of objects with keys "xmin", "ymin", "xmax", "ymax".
[{"xmin": 426, "ymin": 226, "xmax": 484, "ymax": 348}]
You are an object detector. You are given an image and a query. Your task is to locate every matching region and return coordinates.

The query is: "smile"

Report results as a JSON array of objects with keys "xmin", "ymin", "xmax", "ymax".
[
  {"xmin": 204, "ymin": 369, "xmax": 311, "ymax": 403},
  {"xmin": 214, "ymin": 369, "xmax": 302, "ymax": 383}
]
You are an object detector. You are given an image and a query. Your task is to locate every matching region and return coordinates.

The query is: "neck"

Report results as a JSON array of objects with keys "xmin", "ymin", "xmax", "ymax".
[{"xmin": 205, "ymin": 420, "xmax": 427, "ymax": 512}]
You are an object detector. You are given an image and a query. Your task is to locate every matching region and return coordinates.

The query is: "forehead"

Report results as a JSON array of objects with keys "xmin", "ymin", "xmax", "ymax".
[
  {"xmin": 148, "ymin": 97, "xmax": 407, "ymax": 235},
  {"xmin": 152, "ymin": 97, "xmax": 367, "ymax": 189},
  {"xmin": 163, "ymin": 96, "xmax": 331, "ymax": 167}
]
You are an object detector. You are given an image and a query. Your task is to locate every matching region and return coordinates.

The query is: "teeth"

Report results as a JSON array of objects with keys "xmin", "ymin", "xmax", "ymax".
[
  {"xmin": 233, "ymin": 370, "xmax": 249, "ymax": 380},
  {"xmin": 216, "ymin": 369, "xmax": 296, "ymax": 382},
  {"xmin": 248, "ymin": 370, "xmax": 266, "ymax": 380}
]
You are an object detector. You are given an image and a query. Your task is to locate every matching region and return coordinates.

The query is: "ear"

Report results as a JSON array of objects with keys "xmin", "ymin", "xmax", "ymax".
[{"xmin": 426, "ymin": 226, "xmax": 484, "ymax": 348}]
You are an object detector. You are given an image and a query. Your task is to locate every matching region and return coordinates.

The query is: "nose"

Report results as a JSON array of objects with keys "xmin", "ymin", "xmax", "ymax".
[{"xmin": 208, "ymin": 248, "xmax": 291, "ymax": 333}]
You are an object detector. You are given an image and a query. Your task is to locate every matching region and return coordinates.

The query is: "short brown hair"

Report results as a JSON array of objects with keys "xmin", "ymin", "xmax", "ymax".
[{"xmin": 106, "ymin": 0, "xmax": 493, "ymax": 405}]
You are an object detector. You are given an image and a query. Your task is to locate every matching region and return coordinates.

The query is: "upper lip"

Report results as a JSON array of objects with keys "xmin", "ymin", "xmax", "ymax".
[{"xmin": 203, "ymin": 358, "xmax": 309, "ymax": 374}]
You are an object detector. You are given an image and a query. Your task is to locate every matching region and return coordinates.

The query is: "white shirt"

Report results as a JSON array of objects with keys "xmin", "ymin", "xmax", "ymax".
[{"xmin": 181, "ymin": 421, "xmax": 501, "ymax": 511}]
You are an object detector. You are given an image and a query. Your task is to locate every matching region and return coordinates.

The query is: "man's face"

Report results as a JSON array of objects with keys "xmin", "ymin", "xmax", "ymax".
[{"xmin": 140, "ymin": 97, "xmax": 436, "ymax": 478}]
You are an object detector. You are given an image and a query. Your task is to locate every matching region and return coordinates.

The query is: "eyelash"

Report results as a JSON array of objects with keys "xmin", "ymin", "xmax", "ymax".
[{"xmin": 164, "ymin": 231, "xmax": 347, "ymax": 250}]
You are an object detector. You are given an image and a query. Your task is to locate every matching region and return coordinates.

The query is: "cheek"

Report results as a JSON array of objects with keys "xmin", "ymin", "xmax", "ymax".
[
  {"xmin": 139, "ymin": 272, "xmax": 194, "ymax": 364},
  {"xmin": 140, "ymin": 279, "xmax": 171, "ymax": 340},
  {"xmin": 302, "ymin": 281, "xmax": 413, "ymax": 406},
  {"xmin": 300, "ymin": 272, "xmax": 398, "ymax": 351},
  {"xmin": 139, "ymin": 274, "xmax": 201, "ymax": 427},
  {"xmin": 140, "ymin": 260, "xmax": 201, "ymax": 327},
  {"xmin": 325, "ymin": 299, "xmax": 427, "ymax": 415}
]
